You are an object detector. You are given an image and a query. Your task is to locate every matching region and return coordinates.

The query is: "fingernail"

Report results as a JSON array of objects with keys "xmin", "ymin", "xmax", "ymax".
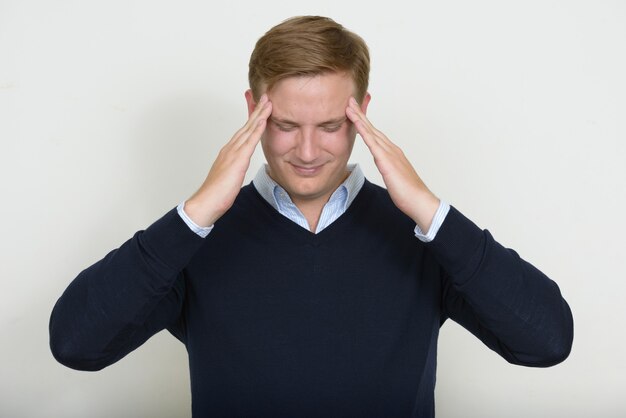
[{"xmin": 350, "ymin": 97, "xmax": 357, "ymax": 106}]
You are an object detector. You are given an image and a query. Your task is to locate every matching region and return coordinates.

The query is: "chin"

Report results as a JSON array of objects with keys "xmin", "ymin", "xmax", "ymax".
[{"xmin": 286, "ymin": 180, "xmax": 325, "ymax": 198}]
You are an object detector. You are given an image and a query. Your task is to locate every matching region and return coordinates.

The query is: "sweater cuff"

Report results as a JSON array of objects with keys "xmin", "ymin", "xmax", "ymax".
[
  {"xmin": 140, "ymin": 206, "xmax": 207, "ymax": 272},
  {"xmin": 177, "ymin": 201, "xmax": 214, "ymax": 238},
  {"xmin": 414, "ymin": 200, "xmax": 451, "ymax": 242},
  {"xmin": 425, "ymin": 205, "xmax": 486, "ymax": 285}
]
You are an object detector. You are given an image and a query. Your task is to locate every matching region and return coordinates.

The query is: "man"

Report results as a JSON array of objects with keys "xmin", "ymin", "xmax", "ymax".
[{"xmin": 50, "ymin": 16, "xmax": 573, "ymax": 417}]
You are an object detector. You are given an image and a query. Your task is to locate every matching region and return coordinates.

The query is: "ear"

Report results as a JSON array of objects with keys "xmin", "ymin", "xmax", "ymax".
[
  {"xmin": 360, "ymin": 92, "xmax": 372, "ymax": 115},
  {"xmin": 244, "ymin": 89, "xmax": 256, "ymax": 117}
]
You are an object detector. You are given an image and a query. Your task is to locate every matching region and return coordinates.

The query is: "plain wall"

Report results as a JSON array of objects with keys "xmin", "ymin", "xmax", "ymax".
[{"xmin": 1, "ymin": 0, "xmax": 625, "ymax": 416}]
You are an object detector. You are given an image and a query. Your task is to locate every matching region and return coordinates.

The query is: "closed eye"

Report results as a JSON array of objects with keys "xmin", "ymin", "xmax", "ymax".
[
  {"xmin": 271, "ymin": 120, "xmax": 297, "ymax": 132},
  {"xmin": 276, "ymin": 124, "xmax": 296, "ymax": 132},
  {"xmin": 321, "ymin": 124, "xmax": 343, "ymax": 133},
  {"xmin": 322, "ymin": 126, "xmax": 341, "ymax": 133}
]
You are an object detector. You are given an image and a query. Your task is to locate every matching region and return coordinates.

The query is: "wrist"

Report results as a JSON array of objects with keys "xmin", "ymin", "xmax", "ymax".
[
  {"xmin": 407, "ymin": 189, "xmax": 440, "ymax": 235},
  {"xmin": 183, "ymin": 195, "xmax": 222, "ymax": 228}
]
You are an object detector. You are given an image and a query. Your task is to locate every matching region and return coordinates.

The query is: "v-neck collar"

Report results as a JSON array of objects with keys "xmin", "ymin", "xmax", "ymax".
[
  {"xmin": 243, "ymin": 179, "xmax": 375, "ymax": 245},
  {"xmin": 252, "ymin": 164, "xmax": 365, "ymax": 233}
]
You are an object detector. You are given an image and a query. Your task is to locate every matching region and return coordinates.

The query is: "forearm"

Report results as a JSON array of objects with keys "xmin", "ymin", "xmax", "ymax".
[
  {"xmin": 433, "ymin": 206, "xmax": 573, "ymax": 366},
  {"xmin": 49, "ymin": 207, "xmax": 205, "ymax": 370}
]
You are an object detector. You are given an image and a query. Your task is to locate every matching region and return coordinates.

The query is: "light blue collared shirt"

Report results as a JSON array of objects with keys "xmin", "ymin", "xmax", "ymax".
[
  {"xmin": 177, "ymin": 164, "xmax": 450, "ymax": 242},
  {"xmin": 252, "ymin": 163, "xmax": 364, "ymax": 234}
]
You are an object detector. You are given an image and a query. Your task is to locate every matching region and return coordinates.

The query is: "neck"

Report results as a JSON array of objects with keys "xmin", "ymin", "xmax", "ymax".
[
  {"xmin": 292, "ymin": 199, "xmax": 326, "ymax": 233},
  {"xmin": 290, "ymin": 170, "xmax": 351, "ymax": 232}
]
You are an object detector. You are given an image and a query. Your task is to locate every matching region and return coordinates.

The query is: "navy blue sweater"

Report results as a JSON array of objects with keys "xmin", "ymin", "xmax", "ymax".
[{"xmin": 50, "ymin": 180, "xmax": 573, "ymax": 417}]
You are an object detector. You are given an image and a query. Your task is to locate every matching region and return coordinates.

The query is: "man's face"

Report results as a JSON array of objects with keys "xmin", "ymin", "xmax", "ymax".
[{"xmin": 246, "ymin": 72, "xmax": 370, "ymax": 207}]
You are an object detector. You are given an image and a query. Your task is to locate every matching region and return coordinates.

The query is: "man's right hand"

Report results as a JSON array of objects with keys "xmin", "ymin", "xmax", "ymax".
[{"xmin": 183, "ymin": 94, "xmax": 272, "ymax": 227}]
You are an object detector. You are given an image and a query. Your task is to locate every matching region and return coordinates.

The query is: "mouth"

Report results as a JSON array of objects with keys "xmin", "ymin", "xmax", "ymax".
[{"xmin": 290, "ymin": 163, "xmax": 323, "ymax": 176}]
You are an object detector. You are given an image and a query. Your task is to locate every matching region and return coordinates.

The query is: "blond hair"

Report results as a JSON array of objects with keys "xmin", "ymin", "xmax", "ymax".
[{"xmin": 248, "ymin": 16, "xmax": 370, "ymax": 102}]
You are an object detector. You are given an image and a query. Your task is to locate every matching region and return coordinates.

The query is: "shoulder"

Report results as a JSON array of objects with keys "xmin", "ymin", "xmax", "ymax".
[
  {"xmin": 360, "ymin": 179, "xmax": 404, "ymax": 215},
  {"xmin": 212, "ymin": 183, "xmax": 272, "ymax": 230},
  {"xmin": 360, "ymin": 179, "xmax": 394, "ymax": 205},
  {"xmin": 355, "ymin": 179, "xmax": 417, "ymax": 233}
]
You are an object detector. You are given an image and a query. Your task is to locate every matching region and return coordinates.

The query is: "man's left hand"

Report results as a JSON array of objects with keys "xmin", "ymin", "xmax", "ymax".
[{"xmin": 346, "ymin": 97, "xmax": 440, "ymax": 234}]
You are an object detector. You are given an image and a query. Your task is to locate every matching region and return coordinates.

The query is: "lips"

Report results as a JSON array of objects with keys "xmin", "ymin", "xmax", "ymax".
[{"xmin": 290, "ymin": 163, "xmax": 323, "ymax": 176}]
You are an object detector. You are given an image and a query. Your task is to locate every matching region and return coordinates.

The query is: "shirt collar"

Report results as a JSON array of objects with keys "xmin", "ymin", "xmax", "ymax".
[{"xmin": 252, "ymin": 163, "xmax": 364, "ymax": 212}]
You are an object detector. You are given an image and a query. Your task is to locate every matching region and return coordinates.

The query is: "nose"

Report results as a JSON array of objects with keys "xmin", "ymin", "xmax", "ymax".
[{"xmin": 294, "ymin": 128, "xmax": 320, "ymax": 164}]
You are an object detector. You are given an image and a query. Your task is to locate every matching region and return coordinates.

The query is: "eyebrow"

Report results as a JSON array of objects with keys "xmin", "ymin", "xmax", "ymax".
[{"xmin": 270, "ymin": 116, "xmax": 347, "ymax": 127}]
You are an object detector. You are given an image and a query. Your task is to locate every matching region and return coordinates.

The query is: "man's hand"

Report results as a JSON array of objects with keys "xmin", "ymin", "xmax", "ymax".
[
  {"xmin": 345, "ymin": 97, "xmax": 440, "ymax": 234},
  {"xmin": 184, "ymin": 95, "xmax": 272, "ymax": 227}
]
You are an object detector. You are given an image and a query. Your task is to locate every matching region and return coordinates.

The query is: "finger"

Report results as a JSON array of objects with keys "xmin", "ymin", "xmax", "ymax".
[
  {"xmin": 232, "ymin": 96, "xmax": 272, "ymax": 147},
  {"xmin": 237, "ymin": 100, "xmax": 272, "ymax": 150},
  {"xmin": 346, "ymin": 107, "xmax": 372, "ymax": 149},
  {"xmin": 346, "ymin": 99, "xmax": 388, "ymax": 151},
  {"xmin": 345, "ymin": 99, "xmax": 368, "ymax": 132},
  {"xmin": 347, "ymin": 97, "xmax": 376, "ymax": 132},
  {"xmin": 349, "ymin": 101, "xmax": 400, "ymax": 159},
  {"xmin": 347, "ymin": 97, "xmax": 391, "ymax": 144},
  {"xmin": 231, "ymin": 94, "xmax": 268, "ymax": 138}
]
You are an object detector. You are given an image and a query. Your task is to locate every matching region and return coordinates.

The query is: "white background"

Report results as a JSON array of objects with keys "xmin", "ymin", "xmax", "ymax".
[{"xmin": 1, "ymin": 0, "xmax": 625, "ymax": 417}]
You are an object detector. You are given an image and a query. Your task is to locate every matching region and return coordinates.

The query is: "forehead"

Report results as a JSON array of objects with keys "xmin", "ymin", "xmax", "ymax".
[{"xmin": 267, "ymin": 72, "xmax": 356, "ymax": 123}]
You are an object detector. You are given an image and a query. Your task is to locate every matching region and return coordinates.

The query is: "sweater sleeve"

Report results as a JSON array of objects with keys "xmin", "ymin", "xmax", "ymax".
[
  {"xmin": 429, "ymin": 206, "xmax": 574, "ymax": 367},
  {"xmin": 49, "ymin": 207, "xmax": 206, "ymax": 371}
]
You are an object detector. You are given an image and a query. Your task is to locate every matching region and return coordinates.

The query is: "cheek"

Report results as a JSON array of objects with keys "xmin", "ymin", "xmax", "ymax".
[
  {"xmin": 262, "ymin": 130, "xmax": 296, "ymax": 156},
  {"xmin": 322, "ymin": 129, "xmax": 356, "ymax": 155},
  {"xmin": 347, "ymin": 123, "xmax": 357, "ymax": 138}
]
